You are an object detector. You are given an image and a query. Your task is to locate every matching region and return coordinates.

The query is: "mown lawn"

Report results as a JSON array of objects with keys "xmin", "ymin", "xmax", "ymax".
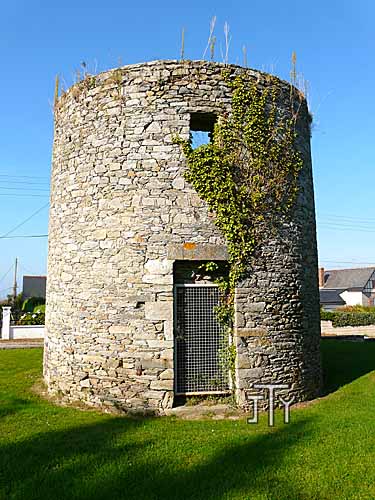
[{"xmin": 1, "ymin": 340, "xmax": 375, "ymax": 500}]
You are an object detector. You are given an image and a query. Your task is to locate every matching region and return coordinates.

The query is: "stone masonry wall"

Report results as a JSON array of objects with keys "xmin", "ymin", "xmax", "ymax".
[{"xmin": 44, "ymin": 60, "xmax": 321, "ymax": 414}]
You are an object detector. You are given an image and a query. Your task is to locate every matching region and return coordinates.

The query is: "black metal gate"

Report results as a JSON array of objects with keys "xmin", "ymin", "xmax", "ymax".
[{"xmin": 174, "ymin": 285, "xmax": 229, "ymax": 394}]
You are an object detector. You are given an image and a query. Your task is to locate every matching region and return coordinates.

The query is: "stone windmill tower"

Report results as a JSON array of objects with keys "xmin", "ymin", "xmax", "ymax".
[{"xmin": 44, "ymin": 60, "xmax": 321, "ymax": 414}]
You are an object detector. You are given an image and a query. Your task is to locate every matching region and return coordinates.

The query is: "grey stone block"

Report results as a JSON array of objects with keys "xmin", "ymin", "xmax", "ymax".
[
  {"xmin": 145, "ymin": 302, "xmax": 173, "ymax": 321},
  {"xmin": 167, "ymin": 243, "xmax": 228, "ymax": 260}
]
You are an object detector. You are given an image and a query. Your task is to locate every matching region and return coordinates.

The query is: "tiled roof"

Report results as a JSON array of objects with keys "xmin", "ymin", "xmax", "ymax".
[
  {"xmin": 319, "ymin": 289, "xmax": 345, "ymax": 305},
  {"xmin": 323, "ymin": 267, "xmax": 375, "ymax": 290}
]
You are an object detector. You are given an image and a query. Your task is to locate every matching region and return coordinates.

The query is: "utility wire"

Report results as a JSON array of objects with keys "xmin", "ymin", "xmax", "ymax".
[
  {"xmin": 319, "ymin": 221, "xmax": 375, "ymax": 227},
  {"xmin": 0, "ymin": 203, "xmax": 49, "ymax": 239},
  {"xmin": 0, "ymin": 194, "xmax": 49, "ymax": 198},
  {"xmin": 0, "ymin": 174, "xmax": 49, "ymax": 179},
  {"xmin": 0, "ymin": 187, "xmax": 49, "ymax": 192},
  {"xmin": 19, "ymin": 263, "xmax": 37, "ymax": 275},
  {"xmin": 318, "ymin": 224, "xmax": 375, "ymax": 233},
  {"xmin": 0, "ymin": 234, "xmax": 48, "ymax": 239},
  {"xmin": 0, "ymin": 183, "xmax": 49, "ymax": 188},
  {"xmin": 318, "ymin": 220, "xmax": 375, "ymax": 228},
  {"xmin": 320, "ymin": 260, "xmax": 375, "ymax": 266},
  {"xmin": 0, "ymin": 263, "xmax": 14, "ymax": 285},
  {"xmin": 318, "ymin": 213, "xmax": 375, "ymax": 223}
]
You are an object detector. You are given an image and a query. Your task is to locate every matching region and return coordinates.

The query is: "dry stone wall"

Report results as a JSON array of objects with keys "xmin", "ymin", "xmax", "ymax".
[{"xmin": 44, "ymin": 60, "xmax": 321, "ymax": 414}]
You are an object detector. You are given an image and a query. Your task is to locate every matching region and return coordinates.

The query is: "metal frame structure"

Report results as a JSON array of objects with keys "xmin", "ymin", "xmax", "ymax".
[{"xmin": 173, "ymin": 283, "xmax": 230, "ymax": 396}]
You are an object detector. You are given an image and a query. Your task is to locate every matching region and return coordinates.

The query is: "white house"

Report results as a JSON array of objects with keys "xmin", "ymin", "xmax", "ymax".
[{"xmin": 319, "ymin": 267, "xmax": 375, "ymax": 310}]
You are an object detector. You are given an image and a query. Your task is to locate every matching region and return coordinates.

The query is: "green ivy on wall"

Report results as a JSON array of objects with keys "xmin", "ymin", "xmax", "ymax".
[{"xmin": 175, "ymin": 71, "xmax": 306, "ymax": 388}]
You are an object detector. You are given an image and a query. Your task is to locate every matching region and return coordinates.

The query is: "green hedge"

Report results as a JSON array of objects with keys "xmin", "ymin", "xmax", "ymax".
[{"xmin": 321, "ymin": 310, "xmax": 375, "ymax": 327}]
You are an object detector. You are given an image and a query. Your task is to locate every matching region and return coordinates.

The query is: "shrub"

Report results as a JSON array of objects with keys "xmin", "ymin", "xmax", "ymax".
[
  {"xmin": 16, "ymin": 312, "xmax": 45, "ymax": 326},
  {"xmin": 321, "ymin": 308, "xmax": 375, "ymax": 327},
  {"xmin": 320, "ymin": 309, "xmax": 334, "ymax": 321},
  {"xmin": 22, "ymin": 296, "xmax": 45, "ymax": 313},
  {"xmin": 336, "ymin": 305, "xmax": 375, "ymax": 313},
  {"xmin": 33, "ymin": 304, "xmax": 45, "ymax": 314}
]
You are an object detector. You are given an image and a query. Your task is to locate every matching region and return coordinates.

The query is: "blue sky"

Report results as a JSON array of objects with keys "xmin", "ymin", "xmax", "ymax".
[{"xmin": 0, "ymin": 0, "xmax": 374, "ymax": 297}]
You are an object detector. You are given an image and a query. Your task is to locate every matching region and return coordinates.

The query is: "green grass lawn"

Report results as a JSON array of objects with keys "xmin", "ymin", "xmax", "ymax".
[{"xmin": 1, "ymin": 340, "xmax": 375, "ymax": 500}]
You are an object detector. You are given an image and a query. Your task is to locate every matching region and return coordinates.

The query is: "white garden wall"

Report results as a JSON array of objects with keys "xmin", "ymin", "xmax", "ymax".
[
  {"xmin": 9, "ymin": 325, "xmax": 44, "ymax": 340},
  {"xmin": 1, "ymin": 307, "xmax": 44, "ymax": 340}
]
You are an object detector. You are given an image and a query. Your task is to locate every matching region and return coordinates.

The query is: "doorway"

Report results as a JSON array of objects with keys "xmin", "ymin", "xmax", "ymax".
[{"xmin": 173, "ymin": 260, "xmax": 230, "ymax": 395}]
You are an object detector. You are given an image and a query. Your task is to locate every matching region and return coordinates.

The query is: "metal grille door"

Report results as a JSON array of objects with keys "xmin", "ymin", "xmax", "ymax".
[{"xmin": 174, "ymin": 285, "xmax": 229, "ymax": 394}]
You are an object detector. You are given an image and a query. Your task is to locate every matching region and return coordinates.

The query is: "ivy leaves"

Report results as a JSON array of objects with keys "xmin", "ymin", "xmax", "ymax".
[
  {"xmin": 174, "ymin": 73, "xmax": 304, "ymax": 391},
  {"xmin": 176, "ymin": 73, "xmax": 303, "ymax": 292}
]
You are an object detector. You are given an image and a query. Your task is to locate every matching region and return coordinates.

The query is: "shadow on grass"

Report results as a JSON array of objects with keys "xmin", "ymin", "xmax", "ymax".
[
  {"xmin": 0, "ymin": 415, "xmax": 314, "ymax": 500},
  {"xmin": 3, "ymin": 341, "xmax": 374, "ymax": 499},
  {"xmin": 321, "ymin": 338, "xmax": 375, "ymax": 395},
  {"xmin": 0, "ymin": 397, "xmax": 38, "ymax": 420}
]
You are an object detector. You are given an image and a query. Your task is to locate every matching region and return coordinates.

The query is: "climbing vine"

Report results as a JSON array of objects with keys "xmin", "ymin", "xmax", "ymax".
[{"xmin": 175, "ymin": 71, "xmax": 305, "ymax": 389}]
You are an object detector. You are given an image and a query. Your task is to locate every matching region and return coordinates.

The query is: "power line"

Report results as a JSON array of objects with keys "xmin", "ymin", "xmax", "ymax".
[
  {"xmin": 318, "ymin": 216, "xmax": 375, "ymax": 228},
  {"xmin": 0, "ymin": 194, "xmax": 49, "ymax": 198},
  {"xmin": 0, "ymin": 234, "xmax": 48, "ymax": 239},
  {"xmin": 0, "ymin": 263, "xmax": 14, "ymax": 284},
  {"xmin": 318, "ymin": 223, "xmax": 375, "ymax": 233},
  {"xmin": 0, "ymin": 174, "xmax": 49, "ymax": 180},
  {"xmin": 318, "ymin": 220, "xmax": 375, "ymax": 228},
  {"xmin": 0, "ymin": 187, "xmax": 50, "ymax": 192},
  {"xmin": 0, "ymin": 180, "xmax": 49, "ymax": 185},
  {"xmin": 0, "ymin": 203, "xmax": 49, "ymax": 239},
  {"xmin": 320, "ymin": 260, "xmax": 375, "ymax": 266},
  {"xmin": 318, "ymin": 213, "xmax": 375, "ymax": 223},
  {"xmin": 318, "ymin": 218, "xmax": 375, "ymax": 227},
  {"xmin": 19, "ymin": 262, "xmax": 37, "ymax": 275}
]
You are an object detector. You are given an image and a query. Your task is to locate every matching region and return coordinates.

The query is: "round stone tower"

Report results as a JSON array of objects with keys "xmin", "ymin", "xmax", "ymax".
[{"xmin": 44, "ymin": 60, "xmax": 321, "ymax": 414}]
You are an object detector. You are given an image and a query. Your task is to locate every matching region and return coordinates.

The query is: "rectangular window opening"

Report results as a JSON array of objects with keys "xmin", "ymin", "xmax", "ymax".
[{"xmin": 190, "ymin": 112, "xmax": 216, "ymax": 149}]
